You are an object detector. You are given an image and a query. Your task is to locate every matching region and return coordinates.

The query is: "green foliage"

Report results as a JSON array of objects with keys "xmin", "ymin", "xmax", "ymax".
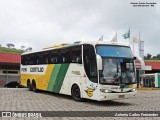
[
  {"xmin": 144, "ymin": 53, "xmax": 160, "ymax": 60},
  {"xmin": 145, "ymin": 59, "xmax": 160, "ymax": 62},
  {"xmin": 0, "ymin": 46, "xmax": 25, "ymax": 54}
]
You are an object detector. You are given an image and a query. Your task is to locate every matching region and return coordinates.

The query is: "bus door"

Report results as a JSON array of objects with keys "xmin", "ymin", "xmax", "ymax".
[{"xmin": 82, "ymin": 44, "xmax": 98, "ymax": 98}]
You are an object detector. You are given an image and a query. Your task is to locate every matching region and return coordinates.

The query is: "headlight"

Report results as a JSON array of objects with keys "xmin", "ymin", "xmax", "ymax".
[
  {"xmin": 100, "ymin": 89, "xmax": 112, "ymax": 93},
  {"xmin": 131, "ymin": 88, "xmax": 136, "ymax": 92}
]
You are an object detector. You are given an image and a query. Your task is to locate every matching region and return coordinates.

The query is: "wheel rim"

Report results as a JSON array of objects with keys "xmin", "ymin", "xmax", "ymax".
[{"xmin": 74, "ymin": 88, "xmax": 80, "ymax": 98}]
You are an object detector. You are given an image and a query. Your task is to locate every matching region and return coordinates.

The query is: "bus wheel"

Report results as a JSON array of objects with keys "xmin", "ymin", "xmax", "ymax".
[
  {"xmin": 32, "ymin": 80, "xmax": 37, "ymax": 92},
  {"xmin": 71, "ymin": 85, "xmax": 82, "ymax": 101},
  {"xmin": 27, "ymin": 80, "xmax": 32, "ymax": 91}
]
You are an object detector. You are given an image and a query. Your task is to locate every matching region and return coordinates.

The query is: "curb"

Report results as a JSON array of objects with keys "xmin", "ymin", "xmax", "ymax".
[{"xmin": 137, "ymin": 88, "xmax": 160, "ymax": 90}]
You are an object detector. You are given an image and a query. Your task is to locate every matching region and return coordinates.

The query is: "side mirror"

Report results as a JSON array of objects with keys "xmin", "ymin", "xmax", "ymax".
[{"xmin": 96, "ymin": 54, "xmax": 102, "ymax": 70}]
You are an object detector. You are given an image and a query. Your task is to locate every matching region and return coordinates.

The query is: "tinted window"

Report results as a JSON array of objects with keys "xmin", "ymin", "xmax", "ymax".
[
  {"xmin": 60, "ymin": 48, "xmax": 71, "ymax": 63},
  {"xmin": 21, "ymin": 45, "xmax": 82, "ymax": 65},
  {"xmin": 50, "ymin": 50, "xmax": 59, "ymax": 64},
  {"xmin": 83, "ymin": 44, "xmax": 98, "ymax": 83},
  {"xmin": 71, "ymin": 46, "xmax": 82, "ymax": 64},
  {"xmin": 96, "ymin": 45, "xmax": 133, "ymax": 58}
]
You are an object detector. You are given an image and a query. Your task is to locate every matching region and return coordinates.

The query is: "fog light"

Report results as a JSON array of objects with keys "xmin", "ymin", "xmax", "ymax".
[
  {"xmin": 131, "ymin": 88, "xmax": 136, "ymax": 92},
  {"xmin": 100, "ymin": 96, "xmax": 106, "ymax": 99}
]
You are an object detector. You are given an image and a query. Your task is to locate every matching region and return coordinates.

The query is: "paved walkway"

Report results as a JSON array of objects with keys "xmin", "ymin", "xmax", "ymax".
[{"xmin": 0, "ymin": 88, "xmax": 160, "ymax": 120}]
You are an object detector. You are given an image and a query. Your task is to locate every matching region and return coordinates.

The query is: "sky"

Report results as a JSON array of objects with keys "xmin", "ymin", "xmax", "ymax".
[{"xmin": 0, "ymin": 0, "xmax": 160, "ymax": 57}]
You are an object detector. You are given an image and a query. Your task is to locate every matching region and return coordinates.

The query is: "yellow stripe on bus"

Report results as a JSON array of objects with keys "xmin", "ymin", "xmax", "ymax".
[
  {"xmin": 41, "ymin": 64, "xmax": 54, "ymax": 90},
  {"xmin": 128, "ymin": 84, "xmax": 134, "ymax": 88},
  {"xmin": 20, "ymin": 65, "xmax": 55, "ymax": 91}
]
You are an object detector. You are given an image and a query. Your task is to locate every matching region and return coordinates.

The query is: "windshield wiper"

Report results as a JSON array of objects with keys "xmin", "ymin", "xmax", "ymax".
[
  {"xmin": 123, "ymin": 71, "xmax": 132, "ymax": 83},
  {"xmin": 116, "ymin": 59, "xmax": 119, "ymax": 73}
]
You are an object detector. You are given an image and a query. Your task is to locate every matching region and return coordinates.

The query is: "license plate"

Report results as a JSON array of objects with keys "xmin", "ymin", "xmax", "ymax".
[{"xmin": 119, "ymin": 95, "xmax": 125, "ymax": 98}]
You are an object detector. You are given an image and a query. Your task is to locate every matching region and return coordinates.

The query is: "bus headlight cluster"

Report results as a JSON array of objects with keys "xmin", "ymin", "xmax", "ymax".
[
  {"xmin": 100, "ymin": 89, "xmax": 112, "ymax": 93},
  {"xmin": 131, "ymin": 88, "xmax": 136, "ymax": 92}
]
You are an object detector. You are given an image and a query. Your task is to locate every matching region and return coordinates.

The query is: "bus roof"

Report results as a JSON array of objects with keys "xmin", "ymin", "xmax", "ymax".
[
  {"xmin": 43, "ymin": 43, "xmax": 71, "ymax": 50},
  {"xmin": 21, "ymin": 41, "xmax": 130, "ymax": 55}
]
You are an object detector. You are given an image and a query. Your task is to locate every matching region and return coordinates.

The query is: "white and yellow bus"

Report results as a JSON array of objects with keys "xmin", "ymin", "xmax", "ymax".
[{"xmin": 20, "ymin": 41, "xmax": 137, "ymax": 101}]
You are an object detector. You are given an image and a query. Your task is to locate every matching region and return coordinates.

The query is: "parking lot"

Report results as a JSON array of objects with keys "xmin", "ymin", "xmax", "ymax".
[{"xmin": 0, "ymin": 88, "xmax": 160, "ymax": 119}]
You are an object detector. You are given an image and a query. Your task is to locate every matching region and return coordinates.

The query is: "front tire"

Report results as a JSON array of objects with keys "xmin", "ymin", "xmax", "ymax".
[{"xmin": 71, "ymin": 85, "xmax": 82, "ymax": 101}]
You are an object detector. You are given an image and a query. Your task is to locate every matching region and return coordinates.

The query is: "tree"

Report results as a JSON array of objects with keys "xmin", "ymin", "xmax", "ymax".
[
  {"xmin": 152, "ymin": 56, "xmax": 157, "ymax": 59},
  {"xmin": 6, "ymin": 43, "xmax": 15, "ymax": 48},
  {"xmin": 26, "ymin": 47, "xmax": 32, "ymax": 52},
  {"xmin": 156, "ymin": 54, "xmax": 160, "ymax": 59},
  {"xmin": 21, "ymin": 46, "xmax": 26, "ymax": 50},
  {"xmin": 144, "ymin": 53, "xmax": 152, "ymax": 59}
]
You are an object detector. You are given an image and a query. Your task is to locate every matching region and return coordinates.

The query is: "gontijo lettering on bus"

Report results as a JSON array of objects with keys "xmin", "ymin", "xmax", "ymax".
[
  {"xmin": 30, "ymin": 67, "xmax": 44, "ymax": 72},
  {"xmin": 21, "ymin": 67, "xmax": 44, "ymax": 72}
]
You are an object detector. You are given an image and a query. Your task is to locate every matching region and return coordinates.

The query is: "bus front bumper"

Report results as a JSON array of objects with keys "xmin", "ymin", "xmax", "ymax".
[{"xmin": 97, "ymin": 91, "xmax": 137, "ymax": 101}]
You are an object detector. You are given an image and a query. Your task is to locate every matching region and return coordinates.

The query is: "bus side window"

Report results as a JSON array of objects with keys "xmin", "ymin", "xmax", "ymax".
[
  {"xmin": 28, "ymin": 56, "xmax": 33, "ymax": 65},
  {"xmin": 51, "ymin": 57, "xmax": 56, "ymax": 63},
  {"xmin": 36, "ymin": 57, "xmax": 39, "ymax": 65},
  {"xmin": 50, "ymin": 50, "xmax": 59, "ymax": 64},
  {"xmin": 62, "ymin": 57, "xmax": 67, "ymax": 63},
  {"xmin": 32, "ymin": 53, "xmax": 38, "ymax": 65},
  {"xmin": 21, "ymin": 55, "xmax": 26, "ymax": 65},
  {"xmin": 42, "ymin": 52, "xmax": 50, "ymax": 64},
  {"xmin": 25, "ymin": 56, "xmax": 29, "ymax": 65},
  {"xmin": 36, "ymin": 54, "xmax": 41, "ymax": 65},
  {"xmin": 60, "ymin": 48, "xmax": 70, "ymax": 63},
  {"xmin": 71, "ymin": 46, "xmax": 82, "ymax": 64},
  {"xmin": 72, "ymin": 56, "xmax": 77, "ymax": 62},
  {"xmin": 38, "ymin": 55, "xmax": 43, "ymax": 64}
]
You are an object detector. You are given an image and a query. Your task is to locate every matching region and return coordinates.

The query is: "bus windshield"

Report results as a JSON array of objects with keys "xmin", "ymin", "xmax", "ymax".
[
  {"xmin": 96, "ymin": 45, "xmax": 133, "ymax": 58},
  {"xmin": 99, "ymin": 58, "xmax": 136, "ymax": 84},
  {"xmin": 96, "ymin": 45, "xmax": 135, "ymax": 85}
]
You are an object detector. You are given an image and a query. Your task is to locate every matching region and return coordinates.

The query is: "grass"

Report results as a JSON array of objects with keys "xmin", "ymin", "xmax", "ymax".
[
  {"xmin": 0, "ymin": 46, "xmax": 25, "ymax": 54},
  {"xmin": 145, "ymin": 59, "xmax": 160, "ymax": 62}
]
